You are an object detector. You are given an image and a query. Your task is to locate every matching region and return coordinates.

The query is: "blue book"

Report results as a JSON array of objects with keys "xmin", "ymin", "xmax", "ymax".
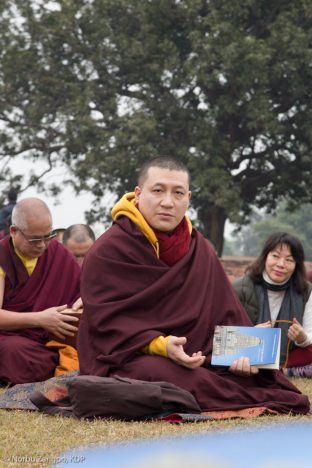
[{"xmin": 211, "ymin": 325, "xmax": 281, "ymax": 369}]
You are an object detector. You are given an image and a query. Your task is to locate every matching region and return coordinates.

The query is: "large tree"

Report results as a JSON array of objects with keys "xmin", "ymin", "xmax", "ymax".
[{"xmin": 1, "ymin": 0, "xmax": 312, "ymax": 254}]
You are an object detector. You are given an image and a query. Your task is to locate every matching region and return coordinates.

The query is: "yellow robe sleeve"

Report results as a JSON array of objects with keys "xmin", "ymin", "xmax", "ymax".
[
  {"xmin": 0, "ymin": 267, "xmax": 5, "ymax": 278},
  {"xmin": 141, "ymin": 335, "xmax": 170, "ymax": 358}
]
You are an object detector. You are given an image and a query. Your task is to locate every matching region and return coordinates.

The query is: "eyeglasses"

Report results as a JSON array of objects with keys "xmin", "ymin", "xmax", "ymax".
[{"xmin": 16, "ymin": 227, "xmax": 57, "ymax": 244}]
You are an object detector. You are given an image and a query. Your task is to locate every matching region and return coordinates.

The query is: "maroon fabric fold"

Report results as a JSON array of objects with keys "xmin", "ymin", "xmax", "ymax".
[
  {"xmin": 287, "ymin": 345, "xmax": 312, "ymax": 367},
  {"xmin": 0, "ymin": 237, "xmax": 81, "ymax": 343},
  {"xmin": 78, "ymin": 217, "xmax": 310, "ymax": 414}
]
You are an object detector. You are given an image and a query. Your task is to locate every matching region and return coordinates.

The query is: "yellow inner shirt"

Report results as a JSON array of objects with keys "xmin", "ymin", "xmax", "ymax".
[{"xmin": 0, "ymin": 242, "xmax": 38, "ymax": 278}]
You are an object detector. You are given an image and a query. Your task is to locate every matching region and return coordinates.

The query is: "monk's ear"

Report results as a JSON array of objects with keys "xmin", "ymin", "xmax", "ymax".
[
  {"xmin": 134, "ymin": 186, "xmax": 141, "ymax": 202},
  {"xmin": 10, "ymin": 225, "xmax": 17, "ymax": 236},
  {"xmin": 188, "ymin": 191, "xmax": 192, "ymax": 200}
]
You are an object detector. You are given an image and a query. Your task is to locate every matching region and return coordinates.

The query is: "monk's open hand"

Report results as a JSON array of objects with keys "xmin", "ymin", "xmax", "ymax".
[
  {"xmin": 288, "ymin": 318, "xmax": 307, "ymax": 344},
  {"xmin": 37, "ymin": 304, "xmax": 79, "ymax": 340},
  {"xmin": 229, "ymin": 357, "xmax": 259, "ymax": 377},
  {"xmin": 167, "ymin": 336, "xmax": 206, "ymax": 369}
]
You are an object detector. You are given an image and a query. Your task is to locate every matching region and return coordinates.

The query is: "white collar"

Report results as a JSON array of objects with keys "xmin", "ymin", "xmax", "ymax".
[{"xmin": 262, "ymin": 270, "xmax": 289, "ymax": 286}]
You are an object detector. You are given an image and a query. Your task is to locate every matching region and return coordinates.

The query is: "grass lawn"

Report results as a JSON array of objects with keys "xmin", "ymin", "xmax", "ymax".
[{"xmin": 0, "ymin": 377, "xmax": 311, "ymax": 467}]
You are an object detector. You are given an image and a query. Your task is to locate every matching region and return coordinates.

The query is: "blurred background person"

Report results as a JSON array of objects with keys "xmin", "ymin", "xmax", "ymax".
[
  {"xmin": 0, "ymin": 188, "xmax": 18, "ymax": 240},
  {"xmin": 63, "ymin": 224, "xmax": 95, "ymax": 267},
  {"xmin": 53, "ymin": 228, "xmax": 66, "ymax": 243}
]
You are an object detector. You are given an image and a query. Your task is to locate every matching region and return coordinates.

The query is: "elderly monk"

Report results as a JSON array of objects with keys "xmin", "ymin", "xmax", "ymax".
[
  {"xmin": 63, "ymin": 224, "xmax": 95, "ymax": 267},
  {"xmin": 78, "ymin": 157, "xmax": 309, "ymax": 415},
  {"xmin": 0, "ymin": 198, "xmax": 81, "ymax": 384}
]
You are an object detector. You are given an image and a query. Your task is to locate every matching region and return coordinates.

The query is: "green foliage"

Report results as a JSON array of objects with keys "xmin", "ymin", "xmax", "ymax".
[
  {"xmin": 1, "ymin": 1, "xmax": 312, "ymax": 254},
  {"xmin": 234, "ymin": 202, "xmax": 312, "ymax": 261},
  {"xmin": 222, "ymin": 239, "xmax": 236, "ymax": 256}
]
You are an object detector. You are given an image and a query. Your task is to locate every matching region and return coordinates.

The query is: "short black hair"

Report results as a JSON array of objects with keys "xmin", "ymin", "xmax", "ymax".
[{"xmin": 137, "ymin": 156, "xmax": 190, "ymax": 187}]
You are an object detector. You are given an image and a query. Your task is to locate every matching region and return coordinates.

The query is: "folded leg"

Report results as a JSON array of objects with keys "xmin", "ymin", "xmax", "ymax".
[{"xmin": 0, "ymin": 335, "xmax": 58, "ymax": 384}]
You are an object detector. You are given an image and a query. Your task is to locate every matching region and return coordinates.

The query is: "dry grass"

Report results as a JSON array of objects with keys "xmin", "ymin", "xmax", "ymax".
[{"xmin": 0, "ymin": 378, "xmax": 311, "ymax": 467}]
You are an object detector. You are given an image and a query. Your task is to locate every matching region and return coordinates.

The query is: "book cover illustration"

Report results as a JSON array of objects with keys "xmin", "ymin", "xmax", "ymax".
[{"xmin": 211, "ymin": 325, "xmax": 281, "ymax": 368}]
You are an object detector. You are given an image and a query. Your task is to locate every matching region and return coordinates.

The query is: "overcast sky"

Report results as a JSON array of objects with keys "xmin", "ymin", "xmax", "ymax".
[{"xmin": 6, "ymin": 157, "xmax": 114, "ymax": 237}]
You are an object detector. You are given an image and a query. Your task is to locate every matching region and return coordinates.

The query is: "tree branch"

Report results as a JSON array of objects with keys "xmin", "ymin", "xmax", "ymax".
[{"xmin": 19, "ymin": 153, "xmax": 55, "ymax": 194}]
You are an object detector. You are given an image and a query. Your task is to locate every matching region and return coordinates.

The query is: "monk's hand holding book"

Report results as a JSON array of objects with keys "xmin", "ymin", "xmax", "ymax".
[{"xmin": 229, "ymin": 357, "xmax": 259, "ymax": 377}]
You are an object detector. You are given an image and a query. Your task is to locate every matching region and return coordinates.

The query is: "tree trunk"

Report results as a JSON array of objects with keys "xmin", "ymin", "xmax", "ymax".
[{"xmin": 198, "ymin": 206, "xmax": 227, "ymax": 257}]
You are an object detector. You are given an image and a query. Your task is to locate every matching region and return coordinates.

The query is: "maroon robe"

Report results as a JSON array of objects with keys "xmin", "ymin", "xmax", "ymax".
[
  {"xmin": 78, "ymin": 217, "xmax": 310, "ymax": 414},
  {"xmin": 0, "ymin": 237, "xmax": 80, "ymax": 384}
]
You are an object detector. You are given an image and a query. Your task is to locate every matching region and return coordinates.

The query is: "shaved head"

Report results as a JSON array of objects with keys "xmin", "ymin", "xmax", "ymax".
[
  {"xmin": 10, "ymin": 197, "xmax": 54, "ymax": 258},
  {"xmin": 63, "ymin": 224, "xmax": 95, "ymax": 245},
  {"xmin": 11, "ymin": 198, "xmax": 52, "ymax": 230},
  {"xmin": 62, "ymin": 224, "xmax": 95, "ymax": 266}
]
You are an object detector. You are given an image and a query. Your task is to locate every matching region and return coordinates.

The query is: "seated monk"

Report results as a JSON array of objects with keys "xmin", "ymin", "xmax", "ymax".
[
  {"xmin": 78, "ymin": 156, "xmax": 310, "ymax": 415},
  {"xmin": 0, "ymin": 197, "xmax": 81, "ymax": 384}
]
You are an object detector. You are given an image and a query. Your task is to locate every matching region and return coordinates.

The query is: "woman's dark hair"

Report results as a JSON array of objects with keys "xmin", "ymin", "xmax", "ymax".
[{"xmin": 246, "ymin": 232, "xmax": 308, "ymax": 293}]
